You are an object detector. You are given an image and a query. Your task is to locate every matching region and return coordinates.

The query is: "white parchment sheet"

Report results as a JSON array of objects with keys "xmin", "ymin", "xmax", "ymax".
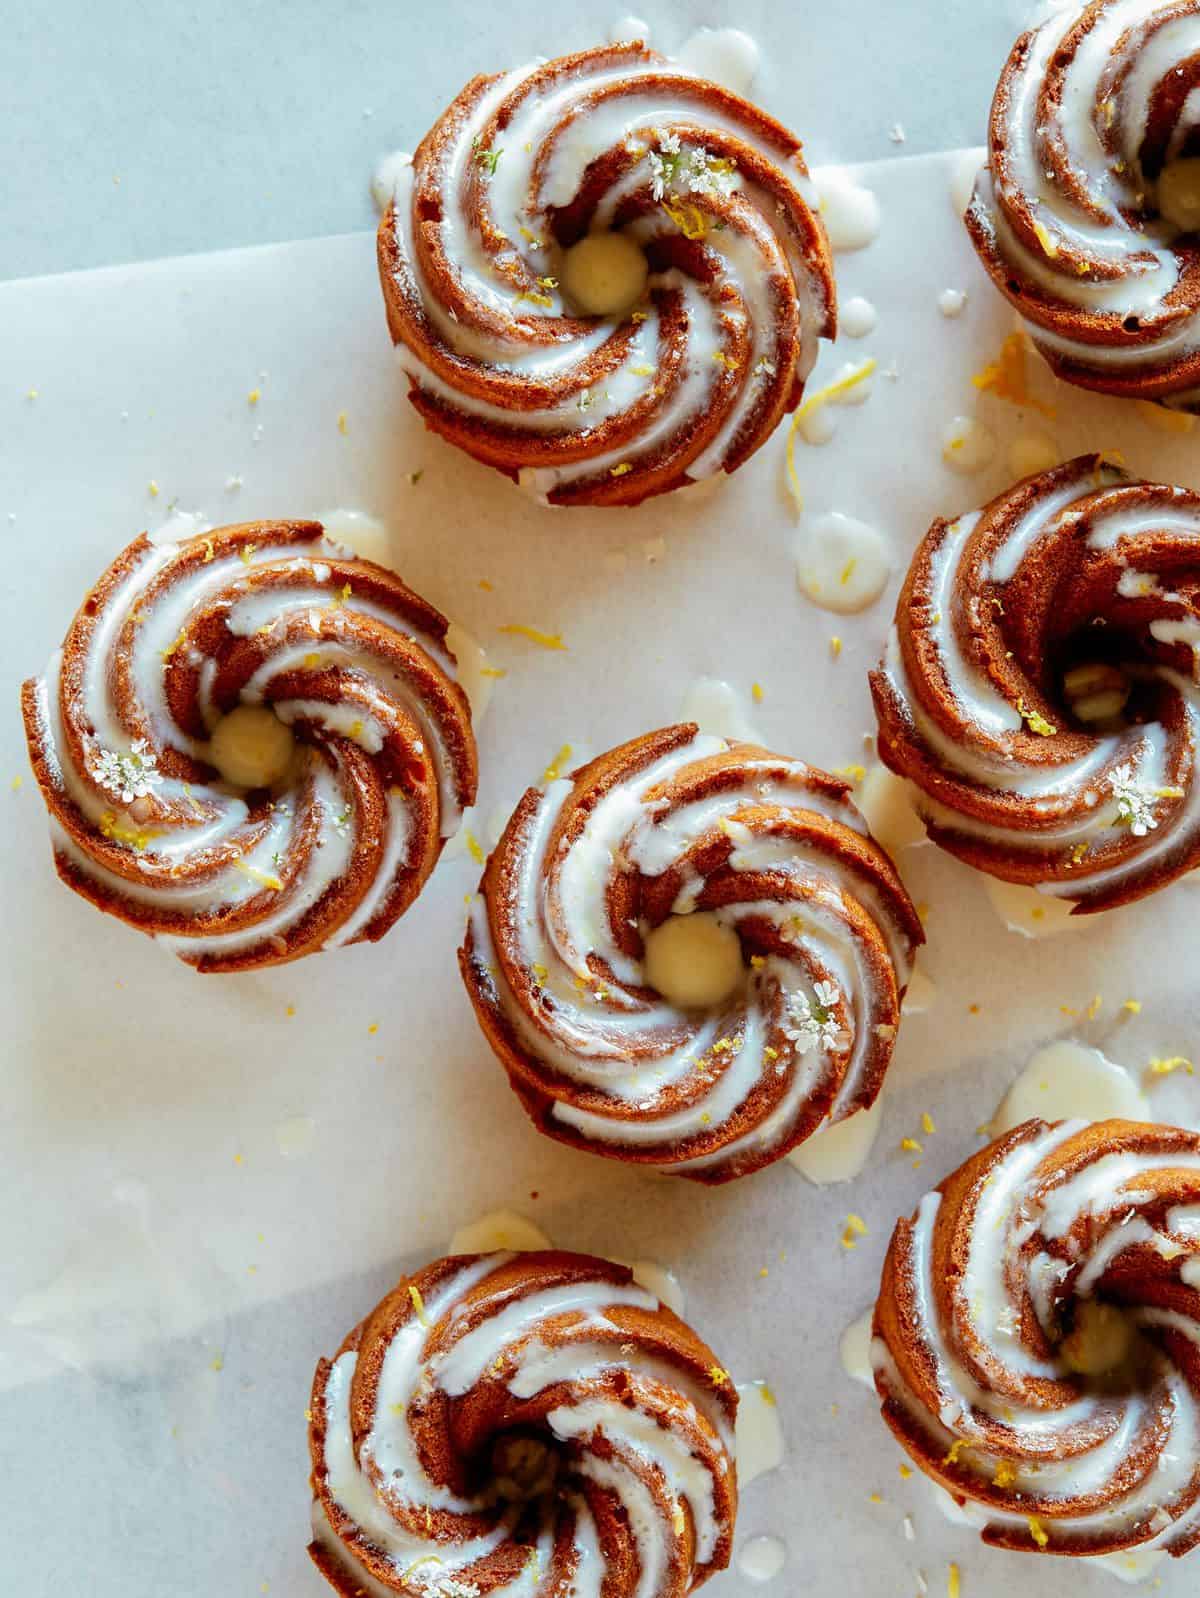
[{"xmin": 2, "ymin": 151, "xmax": 1199, "ymax": 1596}]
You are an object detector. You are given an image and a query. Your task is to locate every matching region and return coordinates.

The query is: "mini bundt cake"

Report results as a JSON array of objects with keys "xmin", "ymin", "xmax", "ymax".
[
  {"xmin": 872, "ymin": 1117, "xmax": 1200, "ymax": 1563},
  {"xmin": 966, "ymin": 0, "xmax": 1200, "ymax": 409},
  {"xmin": 870, "ymin": 455, "xmax": 1200, "ymax": 913},
  {"xmin": 459, "ymin": 725, "xmax": 923, "ymax": 1183},
  {"xmin": 21, "ymin": 519, "xmax": 476, "ymax": 971},
  {"xmin": 308, "ymin": 1250, "xmax": 737, "ymax": 1597},
  {"xmin": 377, "ymin": 41, "xmax": 836, "ymax": 507}
]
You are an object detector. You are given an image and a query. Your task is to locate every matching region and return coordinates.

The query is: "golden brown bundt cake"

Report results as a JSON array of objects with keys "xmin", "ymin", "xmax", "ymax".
[
  {"xmin": 870, "ymin": 455, "xmax": 1200, "ymax": 913},
  {"xmin": 459, "ymin": 725, "xmax": 923, "ymax": 1183},
  {"xmin": 21, "ymin": 519, "xmax": 476, "ymax": 970},
  {"xmin": 308, "ymin": 1250, "xmax": 737, "ymax": 1597},
  {"xmin": 872, "ymin": 1117, "xmax": 1200, "ymax": 1563},
  {"xmin": 966, "ymin": 0, "xmax": 1200, "ymax": 409},
  {"xmin": 377, "ymin": 41, "xmax": 835, "ymax": 507}
]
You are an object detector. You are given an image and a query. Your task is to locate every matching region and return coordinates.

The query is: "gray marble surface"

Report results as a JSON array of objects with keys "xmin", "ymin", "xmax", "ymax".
[{"xmin": 2, "ymin": 0, "xmax": 1033, "ymax": 280}]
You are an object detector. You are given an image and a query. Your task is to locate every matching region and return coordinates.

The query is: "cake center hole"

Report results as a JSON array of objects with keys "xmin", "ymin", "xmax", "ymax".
[
  {"xmin": 1060, "ymin": 1299, "xmax": 1145, "ymax": 1393},
  {"xmin": 560, "ymin": 231, "xmax": 649, "ymax": 318},
  {"xmin": 208, "ymin": 705, "xmax": 296, "ymax": 790},
  {"xmin": 1060, "ymin": 660, "xmax": 1133, "ymax": 731},
  {"xmin": 643, "ymin": 911, "xmax": 744, "ymax": 1010},
  {"xmin": 490, "ymin": 1431, "xmax": 559, "ymax": 1502},
  {"xmin": 1157, "ymin": 157, "xmax": 1200, "ymax": 235}
]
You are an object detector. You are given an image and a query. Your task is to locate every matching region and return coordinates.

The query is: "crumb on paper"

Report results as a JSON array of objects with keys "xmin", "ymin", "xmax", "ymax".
[{"xmin": 337, "ymin": 411, "xmax": 348, "ymax": 435}]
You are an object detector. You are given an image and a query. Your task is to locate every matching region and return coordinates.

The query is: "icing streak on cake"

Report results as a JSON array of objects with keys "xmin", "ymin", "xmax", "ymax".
[
  {"xmin": 966, "ymin": 0, "xmax": 1200, "ymax": 408},
  {"xmin": 377, "ymin": 41, "xmax": 836, "ymax": 506},
  {"xmin": 459, "ymin": 725, "xmax": 922, "ymax": 1184},
  {"xmin": 872, "ymin": 1118, "xmax": 1200, "ymax": 1561},
  {"xmin": 20, "ymin": 521, "xmax": 476, "ymax": 971},
  {"xmin": 308, "ymin": 1251, "xmax": 737, "ymax": 1598},
  {"xmin": 871, "ymin": 455, "xmax": 1200, "ymax": 912}
]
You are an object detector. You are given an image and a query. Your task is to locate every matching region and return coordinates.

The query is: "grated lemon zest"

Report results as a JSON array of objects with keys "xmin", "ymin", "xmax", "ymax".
[
  {"xmin": 1148, "ymin": 1055, "xmax": 1193, "ymax": 1076},
  {"xmin": 407, "ymin": 1284, "xmax": 429, "ymax": 1327},
  {"xmin": 235, "ymin": 860, "xmax": 282, "ymax": 891},
  {"xmin": 542, "ymin": 744, "xmax": 573, "ymax": 783},
  {"xmin": 972, "ymin": 331, "xmax": 1056, "ymax": 418},
  {"xmin": 499, "ymin": 624, "xmax": 567, "ymax": 650},
  {"xmin": 785, "ymin": 358, "xmax": 877, "ymax": 512}
]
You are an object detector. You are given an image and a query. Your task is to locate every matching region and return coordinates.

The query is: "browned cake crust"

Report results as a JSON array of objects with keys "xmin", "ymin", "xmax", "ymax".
[
  {"xmin": 21, "ymin": 520, "xmax": 476, "ymax": 970},
  {"xmin": 872, "ymin": 1118, "xmax": 1200, "ymax": 1560},
  {"xmin": 459, "ymin": 724, "xmax": 922, "ymax": 1182},
  {"xmin": 308, "ymin": 1250, "xmax": 737, "ymax": 1597}
]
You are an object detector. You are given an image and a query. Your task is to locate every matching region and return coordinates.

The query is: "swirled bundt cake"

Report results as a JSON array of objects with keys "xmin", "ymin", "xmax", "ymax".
[
  {"xmin": 20, "ymin": 519, "xmax": 476, "ymax": 971},
  {"xmin": 308, "ymin": 1250, "xmax": 737, "ymax": 1597},
  {"xmin": 459, "ymin": 725, "xmax": 923, "ymax": 1183},
  {"xmin": 377, "ymin": 41, "xmax": 836, "ymax": 507},
  {"xmin": 872, "ymin": 1117, "xmax": 1200, "ymax": 1563},
  {"xmin": 870, "ymin": 455, "xmax": 1200, "ymax": 913},
  {"xmin": 966, "ymin": 0, "xmax": 1200, "ymax": 408}
]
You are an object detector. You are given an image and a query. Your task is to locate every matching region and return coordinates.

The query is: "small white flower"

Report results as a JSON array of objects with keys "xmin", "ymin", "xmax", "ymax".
[
  {"xmin": 647, "ymin": 149, "xmax": 673, "ymax": 202},
  {"xmin": 408, "ymin": 1574, "xmax": 481, "ymax": 1598},
  {"xmin": 657, "ymin": 128, "xmax": 681, "ymax": 156},
  {"xmin": 780, "ymin": 982, "xmax": 847, "ymax": 1054},
  {"xmin": 1109, "ymin": 762, "xmax": 1158, "ymax": 838},
  {"xmin": 683, "ymin": 147, "xmax": 738, "ymax": 198},
  {"xmin": 89, "ymin": 738, "xmax": 163, "ymax": 804}
]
